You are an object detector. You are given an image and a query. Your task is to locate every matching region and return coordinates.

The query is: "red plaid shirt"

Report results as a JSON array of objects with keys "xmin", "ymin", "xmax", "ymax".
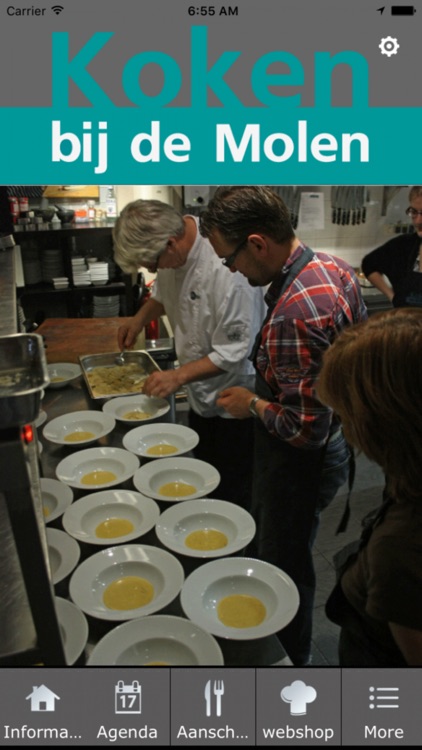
[{"xmin": 256, "ymin": 243, "xmax": 367, "ymax": 449}]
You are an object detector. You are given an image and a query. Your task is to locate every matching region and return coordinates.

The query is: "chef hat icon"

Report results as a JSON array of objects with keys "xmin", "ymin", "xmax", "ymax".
[{"xmin": 280, "ymin": 680, "xmax": 317, "ymax": 716}]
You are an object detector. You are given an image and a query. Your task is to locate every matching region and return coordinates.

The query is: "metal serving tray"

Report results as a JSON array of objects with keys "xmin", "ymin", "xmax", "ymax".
[{"xmin": 79, "ymin": 350, "xmax": 161, "ymax": 400}]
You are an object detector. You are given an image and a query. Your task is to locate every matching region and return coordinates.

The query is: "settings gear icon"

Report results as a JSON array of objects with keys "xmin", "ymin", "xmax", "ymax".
[{"xmin": 379, "ymin": 36, "xmax": 400, "ymax": 57}]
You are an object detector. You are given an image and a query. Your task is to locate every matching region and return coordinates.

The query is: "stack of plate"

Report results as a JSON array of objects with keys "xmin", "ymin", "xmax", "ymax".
[
  {"xmin": 89, "ymin": 262, "xmax": 109, "ymax": 286},
  {"xmin": 22, "ymin": 247, "xmax": 42, "ymax": 285},
  {"xmin": 52, "ymin": 276, "xmax": 70, "ymax": 290},
  {"xmin": 71, "ymin": 257, "xmax": 91, "ymax": 287},
  {"xmin": 41, "ymin": 248, "xmax": 65, "ymax": 282},
  {"xmin": 73, "ymin": 272, "xmax": 91, "ymax": 287},
  {"xmin": 71, "ymin": 256, "xmax": 87, "ymax": 271},
  {"xmin": 92, "ymin": 295, "xmax": 120, "ymax": 317}
]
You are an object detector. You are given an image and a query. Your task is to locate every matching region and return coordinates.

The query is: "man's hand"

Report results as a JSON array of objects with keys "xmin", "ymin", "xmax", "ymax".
[
  {"xmin": 216, "ymin": 387, "xmax": 256, "ymax": 419},
  {"xmin": 117, "ymin": 322, "xmax": 142, "ymax": 350},
  {"xmin": 143, "ymin": 370, "xmax": 181, "ymax": 399}
]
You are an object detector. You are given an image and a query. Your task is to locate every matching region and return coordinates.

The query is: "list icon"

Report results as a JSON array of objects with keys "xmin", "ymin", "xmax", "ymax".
[{"xmin": 369, "ymin": 685, "xmax": 399, "ymax": 709}]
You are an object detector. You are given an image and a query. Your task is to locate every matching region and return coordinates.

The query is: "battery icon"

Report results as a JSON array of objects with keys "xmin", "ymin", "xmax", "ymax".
[{"xmin": 391, "ymin": 5, "xmax": 417, "ymax": 13}]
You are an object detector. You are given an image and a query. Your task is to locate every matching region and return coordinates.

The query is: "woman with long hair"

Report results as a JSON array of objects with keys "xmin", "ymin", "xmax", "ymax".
[{"xmin": 318, "ymin": 307, "xmax": 422, "ymax": 666}]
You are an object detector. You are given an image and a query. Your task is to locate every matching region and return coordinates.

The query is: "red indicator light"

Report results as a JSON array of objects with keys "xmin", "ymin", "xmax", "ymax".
[{"xmin": 22, "ymin": 424, "xmax": 34, "ymax": 444}]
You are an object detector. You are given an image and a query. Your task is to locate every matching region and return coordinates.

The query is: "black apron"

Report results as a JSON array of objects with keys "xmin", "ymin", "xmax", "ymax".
[
  {"xmin": 393, "ymin": 268, "xmax": 422, "ymax": 308},
  {"xmin": 247, "ymin": 247, "xmax": 339, "ymax": 665}
]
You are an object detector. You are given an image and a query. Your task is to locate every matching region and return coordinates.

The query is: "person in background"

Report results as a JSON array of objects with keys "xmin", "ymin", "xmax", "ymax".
[
  {"xmin": 361, "ymin": 185, "xmax": 422, "ymax": 308},
  {"xmin": 113, "ymin": 199, "xmax": 266, "ymax": 510},
  {"xmin": 317, "ymin": 308, "xmax": 422, "ymax": 666},
  {"xmin": 199, "ymin": 186, "xmax": 367, "ymax": 666}
]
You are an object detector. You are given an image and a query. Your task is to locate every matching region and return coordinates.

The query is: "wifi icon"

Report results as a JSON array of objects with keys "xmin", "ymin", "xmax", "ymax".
[{"xmin": 51, "ymin": 5, "xmax": 64, "ymax": 14}]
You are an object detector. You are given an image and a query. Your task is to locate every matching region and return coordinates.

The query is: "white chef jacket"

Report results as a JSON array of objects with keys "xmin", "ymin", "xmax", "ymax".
[{"xmin": 152, "ymin": 218, "xmax": 266, "ymax": 418}]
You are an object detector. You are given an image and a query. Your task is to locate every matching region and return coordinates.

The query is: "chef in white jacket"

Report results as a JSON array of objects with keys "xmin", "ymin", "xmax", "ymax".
[{"xmin": 113, "ymin": 199, "xmax": 265, "ymax": 510}]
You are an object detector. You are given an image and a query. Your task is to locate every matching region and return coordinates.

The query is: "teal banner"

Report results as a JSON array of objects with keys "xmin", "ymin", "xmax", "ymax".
[{"xmin": 0, "ymin": 106, "xmax": 414, "ymax": 184}]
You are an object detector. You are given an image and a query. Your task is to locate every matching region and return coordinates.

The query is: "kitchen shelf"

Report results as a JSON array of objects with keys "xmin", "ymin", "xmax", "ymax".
[
  {"xmin": 13, "ymin": 221, "xmax": 117, "ymax": 237},
  {"xmin": 15, "ymin": 224, "xmax": 137, "ymax": 320},
  {"xmin": 21, "ymin": 281, "xmax": 127, "ymax": 295}
]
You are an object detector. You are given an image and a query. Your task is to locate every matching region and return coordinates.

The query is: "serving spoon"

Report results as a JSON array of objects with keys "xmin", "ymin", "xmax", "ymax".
[{"xmin": 115, "ymin": 350, "xmax": 126, "ymax": 365}]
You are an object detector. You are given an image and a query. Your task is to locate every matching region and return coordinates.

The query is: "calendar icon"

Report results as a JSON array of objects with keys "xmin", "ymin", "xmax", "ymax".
[{"xmin": 114, "ymin": 680, "xmax": 142, "ymax": 714}]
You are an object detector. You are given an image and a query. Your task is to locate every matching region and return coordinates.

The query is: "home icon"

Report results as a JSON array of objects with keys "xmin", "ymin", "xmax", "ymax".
[{"xmin": 26, "ymin": 685, "xmax": 60, "ymax": 712}]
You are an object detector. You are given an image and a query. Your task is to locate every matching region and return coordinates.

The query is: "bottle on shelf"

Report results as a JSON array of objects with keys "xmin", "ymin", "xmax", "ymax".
[
  {"xmin": 87, "ymin": 200, "xmax": 96, "ymax": 221},
  {"xmin": 74, "ymin": 204, "xmax": 88, "ymax": 223},
  {"xmin": 106, "ymin": 186, "xmax": 117, "ymax": 218}
]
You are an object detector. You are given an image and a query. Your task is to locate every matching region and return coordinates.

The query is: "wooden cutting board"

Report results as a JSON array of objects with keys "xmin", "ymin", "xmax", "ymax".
[{"xmin": 37, "ymin": 317, "xmax": 141, "ymax": 364}]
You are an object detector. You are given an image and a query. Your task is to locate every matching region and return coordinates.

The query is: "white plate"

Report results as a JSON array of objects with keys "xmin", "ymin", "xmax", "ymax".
[
  {"xmin": 46, "ymin": 528, "xmax": 81, "ymax": 585},
  {"xmin": 87, "ymin": 615, "xmax": 224, "ymax": 666},
  {"xmin": 122, "ymin": 423, "xmax": 199, "ymax": 459},
  {"xmin": 56, "ymin": 447, "xmax": 140, "ymax": 490},
  {"xmin": 69, "ymin": 544, "xmax": 184, "ymax": 621},
  {"xmin": 34, "ymin": 410, "xmax": 47, "ymax": 429},
  {"xmin": 180, "ymin": 557, "xmax": 299, "ymax": 640},
  {"xmin": 62, "ymin": 489, "xmax": 160, "ymax": 546},
  {"xmin": 46, "ymin": 363, "xmax": 82, "ymax": 389},
  {"xmin": 102, "ymin": 395, "xmax": 170, "ymax": 424},
  {"xmin": 43, "ymin": 410, "xmax": 116, "ymax": 446},
  {"xmin": 40, "ymin": 477, "xmax": 74, "ymax": 523},
  {"xmin": 155, "ymin": 499, "xmax": 256, "ymax": 559},
  {"xmin": 55, "ymin": 597, "xmax": 89, "ymax": 665},
  {"xmin": 132, "ymin": 457, "xmax": 220, "ymax": 502}
]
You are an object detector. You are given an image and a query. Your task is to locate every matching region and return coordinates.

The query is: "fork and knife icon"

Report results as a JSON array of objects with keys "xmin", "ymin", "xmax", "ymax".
[{"xmin": 204, "ymin": 679, "xmax": 225, "ymax": 717}]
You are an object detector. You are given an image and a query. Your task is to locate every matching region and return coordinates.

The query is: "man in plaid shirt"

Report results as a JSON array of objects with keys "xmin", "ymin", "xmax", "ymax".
[{"xmin": 200, "ymin": 186, "xmax": 367, "ymax": 666}]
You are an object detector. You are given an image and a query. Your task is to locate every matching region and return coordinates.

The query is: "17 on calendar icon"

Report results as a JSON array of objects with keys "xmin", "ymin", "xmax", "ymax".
[{"xmin": 114, "ymin": 680, "xmax": 142, "ymax": 714}]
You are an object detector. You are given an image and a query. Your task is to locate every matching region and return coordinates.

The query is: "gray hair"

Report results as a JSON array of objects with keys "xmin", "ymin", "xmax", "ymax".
[{"xmin": 113, "ymin": 199, "xmax": 185, "ymax": 273}]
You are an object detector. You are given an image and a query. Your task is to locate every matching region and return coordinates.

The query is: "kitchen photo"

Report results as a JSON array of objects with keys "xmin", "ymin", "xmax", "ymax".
[{"xmin": 0, "ymin": 184, "xmax": 421, "ymax": 668}]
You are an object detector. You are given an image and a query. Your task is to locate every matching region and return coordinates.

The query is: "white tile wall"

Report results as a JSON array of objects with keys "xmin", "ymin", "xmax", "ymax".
[
  {"xmin": 115, "ymin": 184, "xmax": 413, "ymax": 274},
  {"xmin": 296, "ymin": 185, "xmax": 411, "ymax": 270}
]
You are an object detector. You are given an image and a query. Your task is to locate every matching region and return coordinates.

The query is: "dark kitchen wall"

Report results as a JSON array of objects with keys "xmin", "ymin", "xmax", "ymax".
[{"xmin": 0, "ymin": 186, "xmax": 13, "ymax": 234}]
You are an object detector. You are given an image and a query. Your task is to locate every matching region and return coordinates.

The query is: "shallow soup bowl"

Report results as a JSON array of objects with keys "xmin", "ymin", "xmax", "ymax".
[
  {"xmin": 132, "ymin": 457, "xmax": 220, "ymax": 502},
  {"xmin": 69, "ymin": 544, "xmax": 184, "ymax": 622},
  {"xmin": 123, "ymin": 423, "xmax": 199, "ymax": 459},
  {"xmin": 56, "ymin": 447, "xmax": 140, "ymax": 490},
  {"xmin": 180, "ymin": 557, "xmax": 299, "ymax": 640},
  {"xmin": 102, "ymin": 395, "xmax": 170, "ymax": 424},
  {"xmin": 43, "ymin": 411, "xmax": 115, "ymax": 446},
  {"xmin": 62, "ymin": 489, "xmax": 160, "ymax": 546},
  {"xmin": 87, "ymin": 615, "xmax": 224, "ymax": 666},
  {"xmin": 155, "ymin": 498, "xmax": 256, "ymax": 559},
  {"xmin": 46, "ymin": 363, "xmax": 81, "ymax": 389}
]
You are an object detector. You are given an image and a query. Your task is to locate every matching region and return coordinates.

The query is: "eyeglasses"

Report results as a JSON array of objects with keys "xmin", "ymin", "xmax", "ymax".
[
  {"xmin": 221, "ymin": 238, "xmax": 248, "ymax": 268},
  {"xmin": 143, "ymin": 258, "xmax": 160, "ymax": 272},
  {"xmin": 406, "ymin": 207, "xmax": 422, "ymax": 219}
]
